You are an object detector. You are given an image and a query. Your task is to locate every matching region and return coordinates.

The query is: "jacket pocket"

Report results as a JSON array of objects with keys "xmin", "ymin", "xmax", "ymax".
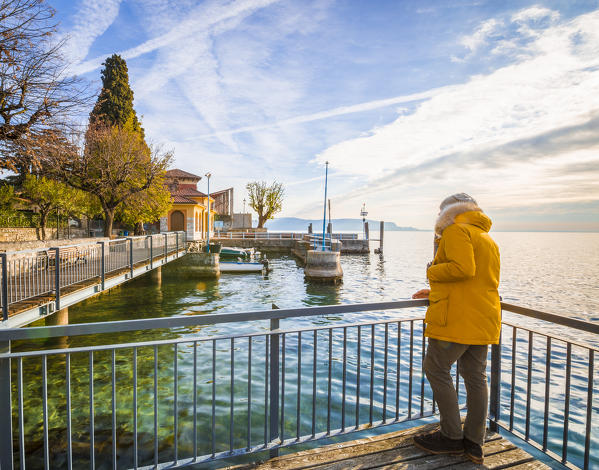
[{"xmin": 425, "ymin": 291, "xmax": 449, "ymax": 327}]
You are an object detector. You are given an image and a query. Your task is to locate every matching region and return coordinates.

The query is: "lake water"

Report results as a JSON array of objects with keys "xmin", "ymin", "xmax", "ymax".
[{"xmin": 11, "ymin": 231, "xmax": 599, "ymax": 469}]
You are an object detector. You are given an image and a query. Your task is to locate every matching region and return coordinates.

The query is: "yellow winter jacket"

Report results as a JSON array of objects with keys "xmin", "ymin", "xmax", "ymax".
[{"xmin": 425, "ymin": 208, "xmax": 501, "ymax": 345}]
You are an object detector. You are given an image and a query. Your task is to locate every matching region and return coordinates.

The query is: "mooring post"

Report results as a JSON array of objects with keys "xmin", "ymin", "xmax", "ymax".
[
  {"xmin": 98, "ymin": 241, "xmax": 105, "ymax": 290},
  {"xmin": 269, "ymin": 310, "xmax": 280, "ymax": 458},
  {"xmin": 1, "ymin": 253, "xmax": 8, "ymax": 321},
  {"xmin": 149, "ymin": 235, "xmax": 153, "ymax": 269},
  {"xmin": 176, "ymin": 232, "xmax": 179, "ymax": 258},
  {"xmin": 489, "ymin": 332, "xmax": 502, "ymax": 432},
  {"xmin": 379, "ymin": 221, "xmax": 384, "ymax": 253},
  {"xmin": 53, "ymin": 247, "xmax": 60, "ymax": 310},
  {"xmin": 0, "ymin": 338, "xmax": 13, "ymax": 470}
]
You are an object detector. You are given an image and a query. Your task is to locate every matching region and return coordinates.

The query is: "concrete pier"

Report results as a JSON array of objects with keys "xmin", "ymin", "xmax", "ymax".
[
  {"xmin": 45, "ymin": 307, "xmax": 69, "ymax": 326},
  {"xmin": 304, "ymin": 250, "xmax": 343, "ymax": 283},
  {"xmin": 151, "ymin": 265, "xmax": 162, "ymax": 285},
  {"xmin": 170, "ymin": 252, "xmax": 220, "ymax": 278}
]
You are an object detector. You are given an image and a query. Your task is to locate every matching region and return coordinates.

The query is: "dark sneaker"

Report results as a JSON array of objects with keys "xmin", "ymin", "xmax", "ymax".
[
  {"xmin": 463, "ymin": 437, "xmax": 484, "ymax": 464},
  {"xmin": 413, "ymin": 430, "xmax": 464, "ymax": 455}
]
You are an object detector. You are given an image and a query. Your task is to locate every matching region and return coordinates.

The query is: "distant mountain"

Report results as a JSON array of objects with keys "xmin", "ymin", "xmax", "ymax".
[{"xmin": 264, "ymin": 217, "xmax": 419, "ymax": 232}]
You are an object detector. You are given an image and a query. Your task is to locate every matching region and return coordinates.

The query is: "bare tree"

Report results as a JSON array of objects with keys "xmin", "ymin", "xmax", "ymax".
[
  {"xmin": 47, "ymin": 124, "xmax": 172, "ymax": 237},
  {"xmin": 0, "ymin": 0, "xmax": 88, "ymax": 170},
  {"xmin": 246, "ymin": 180, "xmax": 284, "ymax": 228}
]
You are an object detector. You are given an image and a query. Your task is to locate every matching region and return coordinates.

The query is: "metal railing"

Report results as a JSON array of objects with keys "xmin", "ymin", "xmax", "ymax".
[
  {"xmin": 489, "ymin": 303, "xmax": 599, "ymax": 470},
  {"xmin": 0, "ymin": 300, "xmax": 596, "ymax": 469},
  {"xmin": 0, "ymin": 232, "xmax": 186, "ymax": 320},
  {"xmin": 306, "ymin": 234, "xmax": 335, "ymax": 251},
  {"xmin": 215, "ymin": 231, "xmax": 305, "ymax": 240},
  {"xmin": 214, "ymin": 232, "xmax": 360, "ymax": 241}
]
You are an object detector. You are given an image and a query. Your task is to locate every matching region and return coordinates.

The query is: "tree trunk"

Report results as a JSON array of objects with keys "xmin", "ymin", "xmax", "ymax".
[
  {"xmin": 134, "ymin": 221, "xmax": 143, "ymax": 235},
  {"xmin": 103, "ymin": 207, "xmax": 115, "ymax": 237},
  {"xmin": 257, "ymin": 214, "xmax": 266, "ymax": 228},
  {"xmin": 40, "ymin": 211, "xmax": 48, "ymax": 241}
]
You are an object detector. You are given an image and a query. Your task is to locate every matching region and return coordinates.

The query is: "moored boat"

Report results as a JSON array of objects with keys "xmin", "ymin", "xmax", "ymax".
[
  {"xmin": 219, "ymin": 260, "xmax": 266, "ymax": 273},
  {"xmin": 219, "ymin": 247, "xmax": 256, "ymax": 260}
]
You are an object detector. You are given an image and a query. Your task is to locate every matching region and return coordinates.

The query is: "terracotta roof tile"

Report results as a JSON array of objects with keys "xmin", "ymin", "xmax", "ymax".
[
  {"xmin": 172, "ymin": 195, "xmax": 196, "ymax": 204},
  {"xmin": 166, "ymin": 169, "xmax": 202, "ymax": 180}
]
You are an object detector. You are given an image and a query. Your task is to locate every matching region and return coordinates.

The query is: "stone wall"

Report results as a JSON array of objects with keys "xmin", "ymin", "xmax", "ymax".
[
  {"xmin": 0, "ymin": 227, "xmax": 89, "ymax": 244},
  {"xmin": 0, "ymin": 235, "xmax": 110, "ymax": 253}
]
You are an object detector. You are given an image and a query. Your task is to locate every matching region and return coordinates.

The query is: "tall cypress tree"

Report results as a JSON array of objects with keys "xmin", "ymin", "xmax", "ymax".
[{"xmin": 90, "ymin": 54, "xmax": 145, "ymax": 138}]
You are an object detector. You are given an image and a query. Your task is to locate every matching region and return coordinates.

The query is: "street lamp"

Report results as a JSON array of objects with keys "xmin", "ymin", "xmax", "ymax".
[
  {"xmin": 243, "ymin": 198, "xmax": 246, "ymax": 230},
  {"xmin": 360, "ymin": 203, "xmax": 368, "ymax": 240},
  {"xmin": 205, "ymin": 172, "xmax": 211, "ymax": 252},
  {"xmin": 321, "ymin": 161, "xmax": 329, "ymax": 251}
]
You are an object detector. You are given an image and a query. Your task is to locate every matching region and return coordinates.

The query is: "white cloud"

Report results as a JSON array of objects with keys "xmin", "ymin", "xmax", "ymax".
[
  {"xmin": 191, "ymin": 86, "xmax": 454, "ymax": 139},
  {"xmin": 61, "ymin": 0, "xmax": 122, "ymax": 66},
  {"xmin": 511, "ymin": 6, "xmax": 560, "ymax": 24},
  {"xmin": 71, "ymin": 0, "xmax": 282, "ymax": 76},
  {"xmin": 460, "ymin": 18, "xmax": 502, "ymax": 54},
  {"xmin": 313, "ymin": 8, "xmax": 599, "ymax": 228}
]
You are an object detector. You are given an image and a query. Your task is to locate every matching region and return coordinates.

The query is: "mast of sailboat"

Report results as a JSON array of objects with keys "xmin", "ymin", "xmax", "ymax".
[{"xmin": 322, "ymin": 161, "xmax": 329, "ymax": 251}]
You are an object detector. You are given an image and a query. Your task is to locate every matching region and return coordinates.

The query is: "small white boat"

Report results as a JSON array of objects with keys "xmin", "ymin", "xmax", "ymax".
[{"xmin": 219, "ymin": 261, "xmax": 266, "ymax": 273}]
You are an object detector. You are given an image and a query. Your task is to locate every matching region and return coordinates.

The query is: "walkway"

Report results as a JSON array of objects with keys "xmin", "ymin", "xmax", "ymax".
[
  {"xmin": 228, "ymin": 423, "xmax": 549, "ymax": 469},
  {"xmin": 0, "ymin": 232, "xmax": 185, "ymax": 328}
]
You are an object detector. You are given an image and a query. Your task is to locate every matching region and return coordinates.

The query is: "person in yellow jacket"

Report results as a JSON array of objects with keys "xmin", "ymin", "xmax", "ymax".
[{"xmin": 412, "ymin": 193, "xmax": 501, "ymax": 464}]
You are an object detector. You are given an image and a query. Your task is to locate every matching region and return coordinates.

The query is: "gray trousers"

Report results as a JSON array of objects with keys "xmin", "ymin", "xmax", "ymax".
[{"xmin": 424, "ymin": 338, "xmax": 489, "ymax": 445}]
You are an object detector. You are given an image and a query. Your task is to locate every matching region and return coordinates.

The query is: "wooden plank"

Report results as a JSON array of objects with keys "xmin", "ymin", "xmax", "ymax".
[
  {"xmin": 240, "ymin": 423, "xmax": 438, "ymax": 467},
  {"xmin": 227, "ymin": 425, "xmax": 504, "ymax": 470},
  {"xmin": 314, "ymin": 436, "xmax": 514, "ymax": 470},
  {"xmin": 507, "ymin": 461, "xmax": 552, "ymax": 469},
  {"xmin": 443, "ymin": 447, "xmax": 539, "ymax": 469}
]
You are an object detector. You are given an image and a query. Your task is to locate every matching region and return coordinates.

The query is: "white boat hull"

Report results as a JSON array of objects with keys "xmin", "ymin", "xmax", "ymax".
[{"xmin": 219, "ymin": 261, "xmax": 265, "ymax": 273}]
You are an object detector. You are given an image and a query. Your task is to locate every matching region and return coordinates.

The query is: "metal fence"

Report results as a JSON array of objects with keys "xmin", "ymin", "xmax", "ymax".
[
  {"xmin": 0, "ymin": 232, "xmax": 186, "ymax": 321},
  {"xmin": 215, "ymin": 232, "xmax": 305, "ymax": 240},
  {"xmin": 214, "ymin": 232, "xmax": 360, "ymax": 241},
  {"xmin": 0, "ymin": 300, "xmax": 596, "ymax": 469},
  {"xmin": 489, "ymin": 303, "xmax": 599, "ymax": 470}
]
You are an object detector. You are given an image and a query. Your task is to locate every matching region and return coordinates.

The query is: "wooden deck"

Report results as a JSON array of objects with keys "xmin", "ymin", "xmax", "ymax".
[{"xmin": 227, "ymin": 423, "xmax": 550, "ymax": 469}]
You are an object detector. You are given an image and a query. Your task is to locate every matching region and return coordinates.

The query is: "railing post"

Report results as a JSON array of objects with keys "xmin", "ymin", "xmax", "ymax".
[
  {"xmin": 150, "ymin": 235, "xmax": 153, "ymax": 269},
  {"xmin": 1, "ymin": 253, "xmax": 8, "ymax": 321},
  {"xmin": 128, "ymin": 238, "xmax": 134, "ymax": 278},
  {"xmin": 164, "ymin": 233, "xmax": 168, "ymax": 263},
  {"xmin": 489, "ymin": 332, "xmax": 502, "ymax": 432},
  {"xmin": 269, "ymin": 316, "xmax": 280, "ymax": 458},
  {"xmin": 98, "ymin": 242, "xmax": 105, "ymax": 290},
  {"xmin": 176, "ymin": 232, "xmax": 179, "ymax": 258},
  {"xmin": 53, "ymin": 247, "xmax": 60, "ymax": 310},
  {"xmin": 0, "ymin": 338, "xmax": 13, "ymax": 470}
]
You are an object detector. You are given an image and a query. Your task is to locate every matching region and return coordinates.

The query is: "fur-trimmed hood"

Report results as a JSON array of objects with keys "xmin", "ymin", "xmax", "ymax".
[{"xmin": 434, "ymin": 201, "xmax": 491, "ymax": 237}]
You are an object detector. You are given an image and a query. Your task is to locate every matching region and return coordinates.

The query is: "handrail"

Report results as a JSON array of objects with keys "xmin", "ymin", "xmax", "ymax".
[
  {"xmin": 2, "ymin": 299, "xmax": 597, "ymax": 341},
  {"xmin": 0, "ymin": 299, "xmax": 428, "ymax": 341},
  {"xmin": 500, "ymin": 302, "xmax": 599, "ymax": 334}
]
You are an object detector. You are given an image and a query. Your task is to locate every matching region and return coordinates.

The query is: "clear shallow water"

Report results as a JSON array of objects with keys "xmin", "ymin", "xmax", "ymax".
[{"xmin": 11, "ymin": 231, "xmax": 599, "ymax": 469}]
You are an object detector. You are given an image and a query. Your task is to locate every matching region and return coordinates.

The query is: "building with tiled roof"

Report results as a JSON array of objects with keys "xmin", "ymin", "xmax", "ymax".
[{"xmin": 160, "ymin": 169, "xmax": 216, "ymax": 241}]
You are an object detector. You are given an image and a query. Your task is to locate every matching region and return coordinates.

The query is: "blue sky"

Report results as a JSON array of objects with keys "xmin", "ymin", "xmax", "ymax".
[{"xmin": 50, "ymin": 0, "xmax": 599, "ymax": 231}]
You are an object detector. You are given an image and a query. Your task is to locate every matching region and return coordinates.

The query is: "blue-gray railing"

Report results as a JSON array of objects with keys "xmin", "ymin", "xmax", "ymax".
[
  {"xmin": 0, "ymin": 232, "xmax": 186, "ymax": 320},
  {"xmin": 0, "ymin": 300, "xmax": 596, "ymax": 469}
]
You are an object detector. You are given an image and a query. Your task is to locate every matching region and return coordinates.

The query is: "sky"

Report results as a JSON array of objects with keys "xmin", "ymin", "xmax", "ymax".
[{"xmin": 49, "ymin": 0, "xmax": 599, "ymax": 231}]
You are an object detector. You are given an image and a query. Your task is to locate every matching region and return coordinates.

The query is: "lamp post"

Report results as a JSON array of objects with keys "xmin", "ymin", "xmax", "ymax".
[
  {"xmin": 205, "ymin": 172, "xmax": 211, "ymax": 252},
  {"xmin": 360, "ymin": 203, "xmax": 368, "ymax": 240},
  {"xmin": 321, "ymin": 161, "xmax": 329, "ymax": 251},
  {"xmin": 243, "ymin": 198, "xmax": 246, "ymax": 230}
]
